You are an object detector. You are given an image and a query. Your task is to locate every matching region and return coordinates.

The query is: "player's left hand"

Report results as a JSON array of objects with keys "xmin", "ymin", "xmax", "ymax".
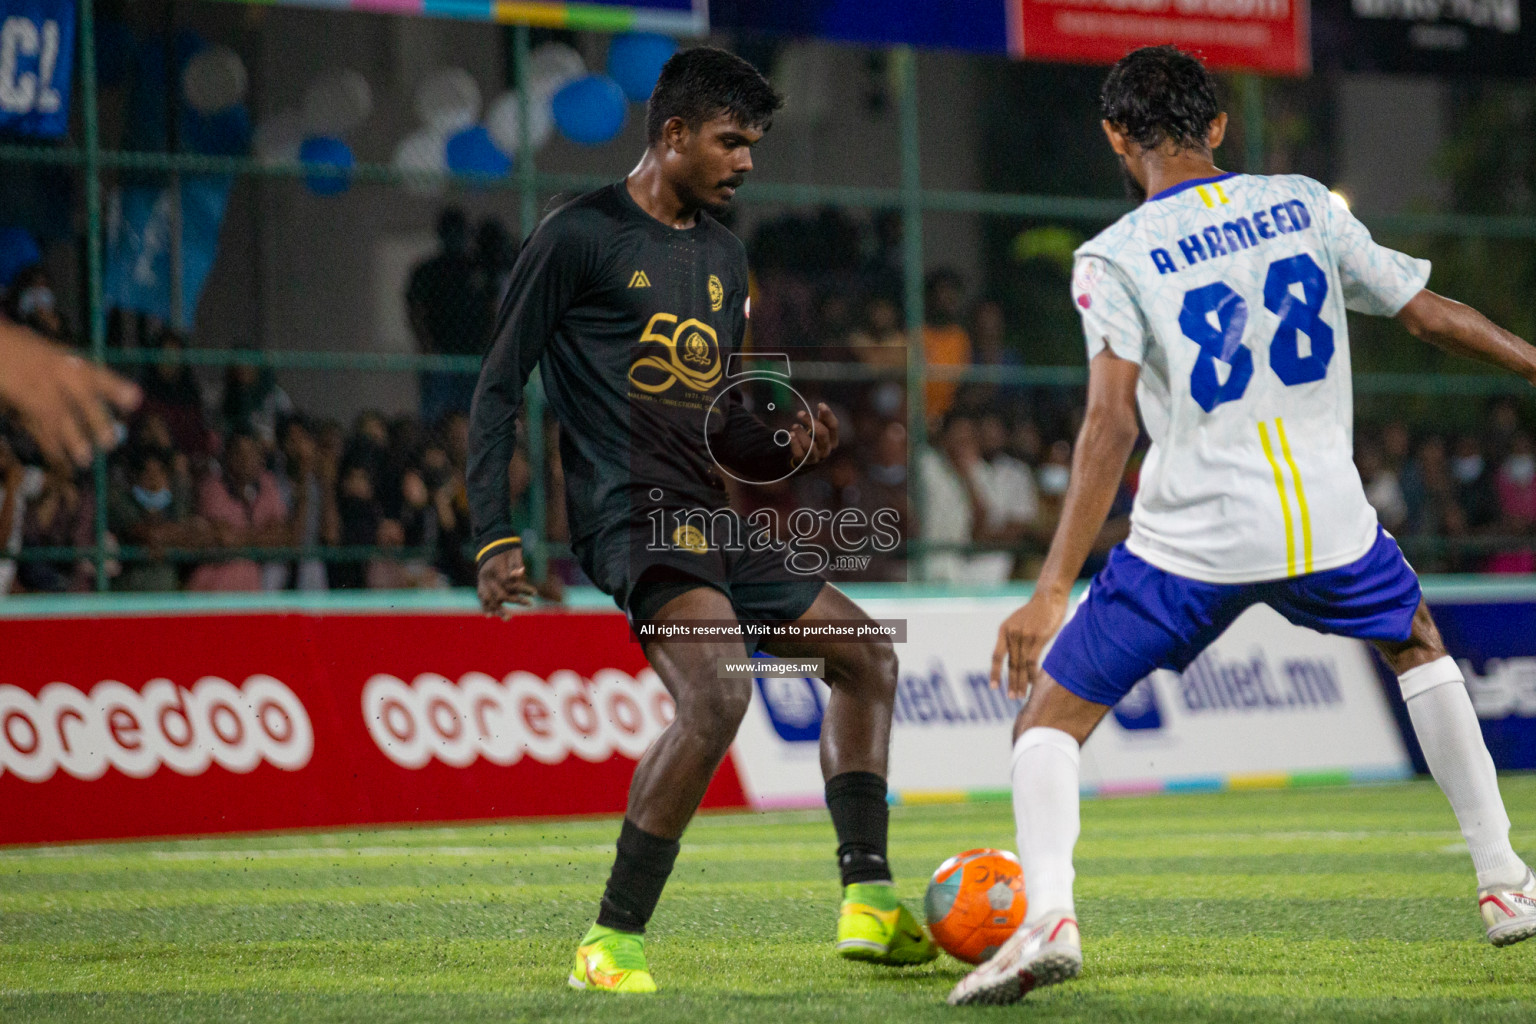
[
  {"xmin": 991, "ymin": 590, "xmax": 1070, "ymax": 700},
  {"xmin": 788, "ymin": 402, "xmax": 838, "ymax": 466}
]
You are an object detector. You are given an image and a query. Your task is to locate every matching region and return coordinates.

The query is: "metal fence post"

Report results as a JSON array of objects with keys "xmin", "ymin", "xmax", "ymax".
[
  {"xmin": 1243, "ymin": 75, "xmax": 1264, "ymax": 173},
  {"xmin": 79, "ymin": 0, "xmax": 110, "ymax": 591},
  {"xmin": 896, "ymin": 45, "xmax": 927, "ymax": 581},
  {"xmin": 513, "ymin": 23, "xmax": 547, "ymax": 580}
]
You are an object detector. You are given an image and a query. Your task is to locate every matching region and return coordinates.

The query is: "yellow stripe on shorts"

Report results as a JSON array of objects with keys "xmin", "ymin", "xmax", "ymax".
[
  {"xmin": 1257, "ymin": 421, "xmax": 1296, "ymax": 577},
  {"xmin": 1274, "ymin": 418, "xmax": 1314, "ymax": 574}
]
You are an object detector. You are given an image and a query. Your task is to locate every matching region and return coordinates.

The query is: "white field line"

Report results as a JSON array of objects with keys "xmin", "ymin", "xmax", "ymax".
[{"xmin": 3, "ymin": 829, "xmax": 1514, "ymax": 864}]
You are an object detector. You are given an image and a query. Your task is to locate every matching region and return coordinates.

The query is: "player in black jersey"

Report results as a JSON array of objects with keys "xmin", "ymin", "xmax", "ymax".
[{"xmin": 467, "ymin": 47, "xmax": 935, "ymax": 992}]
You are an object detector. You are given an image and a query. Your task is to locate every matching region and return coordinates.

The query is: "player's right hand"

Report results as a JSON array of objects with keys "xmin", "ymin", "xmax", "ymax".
[
  {"xmin": 0, "ymin": 323, "xmax": 140, "ymax": 467},
  {"xmin": 477, "ymin": 547, "xmax": 537, "ymax": 620},
  {"xmin": 991, "ymin": 591, "xmax": 1070, "ymax": 700}
]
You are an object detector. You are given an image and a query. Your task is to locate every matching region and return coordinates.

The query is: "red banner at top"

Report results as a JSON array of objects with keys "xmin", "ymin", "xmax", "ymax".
[{"xmin": 1010, "ymin": 0, "xmax": 1311, "ymax": 76}]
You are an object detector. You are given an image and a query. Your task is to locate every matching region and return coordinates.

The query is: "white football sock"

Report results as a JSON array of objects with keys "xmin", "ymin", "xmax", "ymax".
[
  {"xmin": 1011, "ymin": 726, "xmax": 1081, "ymax": 924},
  {"xmin": 1400, "ymin": 657, "xmax": 1528, "ymax": 889}
]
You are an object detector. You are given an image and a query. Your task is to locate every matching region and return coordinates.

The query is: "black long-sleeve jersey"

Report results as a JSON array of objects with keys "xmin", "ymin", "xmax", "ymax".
[{"xmin": 467, "ymin": 181, "xmax": 792, "ymax": 567}]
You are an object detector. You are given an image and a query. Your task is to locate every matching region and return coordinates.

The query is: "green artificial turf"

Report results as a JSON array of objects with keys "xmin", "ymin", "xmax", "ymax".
[{"xmin": 3, "ymin": 777, "xmax": 1535, "ymax": 1022}]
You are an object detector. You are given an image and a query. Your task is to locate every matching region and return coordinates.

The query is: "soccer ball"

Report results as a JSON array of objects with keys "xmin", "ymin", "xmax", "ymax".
[{"xmin": 924, "ymin": 848, "xmax": 1027, "ymax": 964}]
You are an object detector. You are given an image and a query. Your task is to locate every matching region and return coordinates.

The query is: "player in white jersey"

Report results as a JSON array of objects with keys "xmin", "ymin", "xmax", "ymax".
[{"xmin": 950, "ymin": 46, "xmax": 1536, "ymax": 1007}]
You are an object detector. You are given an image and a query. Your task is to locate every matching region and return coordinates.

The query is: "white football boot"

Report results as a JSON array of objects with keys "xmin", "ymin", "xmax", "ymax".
[
  {"xmin": 947, "ymin": 909, "xmax": 1081, "ymax": 1006},
  {"xmin": 1480, "ymin": 868, "xmax": 1536, "ymax": 947}
]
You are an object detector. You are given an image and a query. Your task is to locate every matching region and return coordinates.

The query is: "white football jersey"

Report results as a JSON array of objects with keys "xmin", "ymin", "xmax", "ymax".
[{"xmin": 1072, "ymin": 172, "xmax": 1430, "ymax": 584}]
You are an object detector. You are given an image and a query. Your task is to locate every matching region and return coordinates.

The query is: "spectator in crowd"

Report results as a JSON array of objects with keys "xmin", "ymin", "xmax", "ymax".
[
  {"xmin": 918, "ymin": 411, "xmax": 1013, "ymax": 584},
  {"xmin": 1485, "ymin": 395, "xmax": 1523, "ymax": 467},
  {"xmin": 847, "ymin": 295, "xmax": 906, "ymax": 370},
  {"xmin": 333, "ymin": 453, "xmax": 383, "ymax": 591},
  {"xmin": 1011, "ymin": 418, "xmax": 1044, "ymax": 468},
  {"xmin": 408, "ymin": 207, "xmax": 488, "ymax": 425},
  {"xmin": 127, "ymin": 411, "xmax": 195, "ymax": 500},
  {"xmin": 0, "ymin": 432, "xmax": 45, "ymax": 595},
  {"xmin": 1356, "ymin": 433, "xmax": 1407, "ymax": 532},
  {"xmin": 1381, "ymin": 420, "xmax": 1412, "ymax": 476},
  {"xmin": 1451, "ymin": 433, "xmax": 1500, "ymax": 536},
  {"xmin": 1488, "ymin": 431, "xmax": 1536, "ymax": 574},
  {"xmin": 1401, "ymin": 435, "xmax": 1467, "ymax": 569},
  {"xmin": 965, "ymin": 299, "xmax": 1024, "ymax": 412},
  {"xmin": 2, "ymin": 264, "xmax": 67, "ymax": 341},
  {"xmin": 1035, "ymin": 438, "xmax": 1073, "ymax": 526},
  {"xmin": 367, "ymin": 466, "xmax": 445, "ymax": 589},
  {"xmin": 187, "ymin": 430, "xmax": 294, "ymax": 592},
  {"xmin": 20, "ymin": 464, "xmax": 96, "ymax": 592},
  {"xmin": 108, "ymin": 448, "xmax": 209, "ymax": 592},
  {"xmin": 922, "ymin": 268, "xmax": 972, "ymax": 423},
  {"xmin": 137, "ymin": 331, "xmax": 212, "ymax": 465},
  {"xmin": 974, "ymin": 411, "xmax": 1043, "ymax": 575},
  {"xmin": 475, "ymin": 217, "xmax": 518, "ymax": 308},
  {"xmin": 221, "ymin": 365, "xmax": 294, "ymax": 448},
  {"xmin": 426, "ymin": 412, "xmax": 474, "ymax": 586},
  {"xmin": 277, "ymin": 417, "xmax": 339, "ymax": 591}
]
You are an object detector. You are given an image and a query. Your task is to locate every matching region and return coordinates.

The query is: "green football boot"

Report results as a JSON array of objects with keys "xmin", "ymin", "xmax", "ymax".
[
  {"xmin": 836, "ymin": 882, "xmax": 939, "ymax": 965},
  {"xmin": 568, "ymin": 924, "xmax": 658, "ymax": 993}
]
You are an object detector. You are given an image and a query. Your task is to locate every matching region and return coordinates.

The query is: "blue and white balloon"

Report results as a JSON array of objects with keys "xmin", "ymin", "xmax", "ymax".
[
  {"xmin": 298, "ymin": 136, "xmax": 353, "ymax": 196},
  {"xmin": 446, "ymin": 125, "xmax": 512, "ymax": 178},
  {"xmin": 485, "ymin": 89, "xmax": 554, "ymax": 157},
  {"xmin": 392, "ymin": 127, "xmax": 449, "ymax": 198},
  {"xmin": 552, "ymin": 75, "xmax": 627, "ymax": 146},
  {"xmin": 607, "ymin": 33, "xmax": 676, "ymax": 103}
]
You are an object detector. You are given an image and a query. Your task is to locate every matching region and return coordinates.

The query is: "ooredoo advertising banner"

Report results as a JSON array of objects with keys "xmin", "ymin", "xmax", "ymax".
[
  {"xmin": 0, "ymin": 611, "xmax": 746, "ymax": 845},
  {"xmin": 1009, "ymin": 0, "xmax": 1312, "ymax": 75},
  {"xmin": 730, "ymin": 595, "xmax": 1410, "ymax": 807}
]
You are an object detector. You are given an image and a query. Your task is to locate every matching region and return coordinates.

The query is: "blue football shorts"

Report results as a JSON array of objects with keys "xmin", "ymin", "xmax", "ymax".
[{"xmin": 1042, "ymin": 526, "xmax": 1421, "ymax": 707}]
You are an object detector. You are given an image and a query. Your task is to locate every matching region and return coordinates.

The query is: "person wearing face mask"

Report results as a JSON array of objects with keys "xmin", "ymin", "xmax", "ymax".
[
  {"xmin": 108, "ymin": 449, "xmax": 210, "ymax": 592},
  {"xmin": 3, "ymin": 266, "xmax": 67, "ymax": 341},
  {"xmin": 1450, "ymin": 434, "xmax": 1499, "ymax": 539},
  {"xmin": 1488, "ymin": 432, "xmax": 1536, "ymax": 574},
  {"xmin": 187, "ymin": 430, "xmax": 295, "ymax": 592}
]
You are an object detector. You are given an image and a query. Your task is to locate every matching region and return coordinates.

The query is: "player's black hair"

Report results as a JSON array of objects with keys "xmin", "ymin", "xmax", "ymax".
[
  {"xmin": 1100, "ymin": 45, "xmax": 1220, "ymax": 153},
  {"xmin": 646, "ymin": 47, "xmax": 783, "ymax": 145}
]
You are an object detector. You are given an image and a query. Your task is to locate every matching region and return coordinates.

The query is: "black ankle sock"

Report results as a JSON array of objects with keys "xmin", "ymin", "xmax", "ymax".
[
  {"xmin": 596, "ymin": 818, "xmax": 681, "ymax": 934},
  {"xmin": 825, "ymin": 771, "xmax": 892, "ymax": 886}
]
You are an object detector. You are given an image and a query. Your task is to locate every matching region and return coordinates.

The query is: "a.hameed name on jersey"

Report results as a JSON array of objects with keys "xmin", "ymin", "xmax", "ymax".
[{"xmin": 1148, "ymin": 196, "xmax": 1316, "ymax": 276}]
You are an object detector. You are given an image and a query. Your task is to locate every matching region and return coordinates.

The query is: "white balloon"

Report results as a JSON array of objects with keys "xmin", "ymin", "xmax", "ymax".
[
  {"xmin": 252, "ymin": 109, "xmax": 304, "ymax": 166},
  {"xmin": 414, "ymin": 68, "xmax": 482, "ymax": 133},
  {"xmin": 484, "ymin": 90, "xmax": 554, "ymax": 157},
  {"xmin": 182, "ymin": 45, "xmax": 248, "ymax": 115},
  {"xmin": 392, "ymin": 127, "xmax": 449, "ymax": 197},
  {"xmin": 302, "ymin": 68, "xmax": 373, "ymax": 137},
  {"xmin": 527, "ymin": 42, "xmax": 585, "ymax": 93}
]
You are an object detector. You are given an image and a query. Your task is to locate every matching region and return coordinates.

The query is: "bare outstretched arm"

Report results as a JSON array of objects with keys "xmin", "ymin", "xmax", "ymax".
[{"xmin": 1396, "ymin": 289, "xmax": 1536, "ymax": 385}]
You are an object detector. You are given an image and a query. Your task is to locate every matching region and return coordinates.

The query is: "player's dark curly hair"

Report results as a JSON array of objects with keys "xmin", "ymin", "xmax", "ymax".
[
  {"xmin": 1100, "ymin": 46, "xmax": 1220, "ymax": 153},
  {"xmin": 646, "ymin": 47, "xmax": 783, "ymax": 145}
]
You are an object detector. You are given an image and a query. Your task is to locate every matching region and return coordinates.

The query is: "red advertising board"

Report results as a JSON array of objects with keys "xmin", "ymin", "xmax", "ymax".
[
  {"xmin": 0, "ymin": 610, "xmax": 747, "ymax": 845},
  {"xmin": 1010, "ymin": 0, "xmax": 1311, "ymax": 75}
]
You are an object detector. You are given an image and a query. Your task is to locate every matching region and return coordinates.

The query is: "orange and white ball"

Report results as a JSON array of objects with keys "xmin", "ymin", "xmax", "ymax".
[{"xmin": 924, "ymin": 848, "xmax": 1028, "ymax": 964}]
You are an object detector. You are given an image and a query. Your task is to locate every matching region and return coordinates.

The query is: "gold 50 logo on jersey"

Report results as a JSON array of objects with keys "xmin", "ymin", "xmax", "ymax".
[{"xmin": 628, "ymin": 313, "xmax": 722, "ymax": 394}]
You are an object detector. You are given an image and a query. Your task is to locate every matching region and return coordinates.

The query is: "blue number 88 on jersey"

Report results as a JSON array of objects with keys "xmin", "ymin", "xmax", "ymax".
[{"xmin": 1182, "ymin": 253, "xmax": 1336, "ymax": 413}]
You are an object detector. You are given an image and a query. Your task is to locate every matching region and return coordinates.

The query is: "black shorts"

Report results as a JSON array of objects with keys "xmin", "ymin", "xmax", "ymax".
[{"xmin": 579, "ymin": 512, "xmax": 826, "ymax": 647}]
